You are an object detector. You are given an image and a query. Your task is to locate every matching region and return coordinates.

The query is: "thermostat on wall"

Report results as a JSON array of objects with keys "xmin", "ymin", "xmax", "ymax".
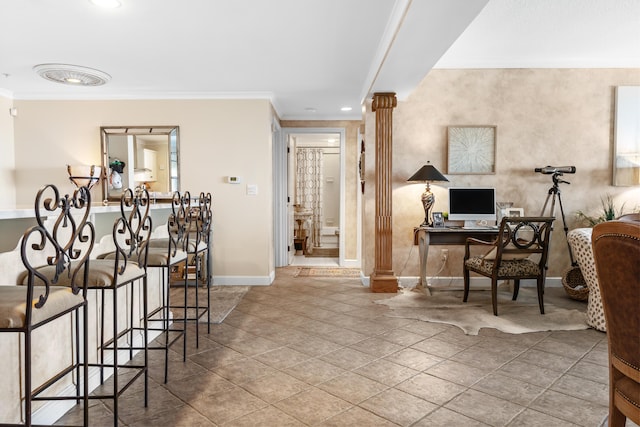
[{"xmin": 227, "ymin": 176, "xmax": 243, "ymax": 184}]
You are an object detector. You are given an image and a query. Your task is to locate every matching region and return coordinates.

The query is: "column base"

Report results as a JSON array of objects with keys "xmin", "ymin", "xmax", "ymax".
[{"xmin": 370, "ymin": 273, "xmax": 399, "ymax": 293}]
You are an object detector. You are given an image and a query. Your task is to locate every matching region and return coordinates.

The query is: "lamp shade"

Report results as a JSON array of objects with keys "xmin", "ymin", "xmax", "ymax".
[{"xmin": 407, "ymin": 163, "xmax": 449, "ymax": 183}]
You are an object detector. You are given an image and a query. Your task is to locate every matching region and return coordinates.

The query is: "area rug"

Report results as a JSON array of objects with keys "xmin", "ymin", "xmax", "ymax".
[
  {"xmin": 207, "ymin": 286, "xmax": 249, "ymax": 323},
  {"xmin": 305, "ymin": 247, "xmax": 339, "ymax": 258},
  {"xmin": 294, "ymin": 267, "xmax": 361, "ymax": 278},
  {"xmin": 376, "ymin": 287, "xmax": 588, "ymax": 335},
  {"xmin": 173, "ymin": 285, "xmax": 249, "ymax": 324}
]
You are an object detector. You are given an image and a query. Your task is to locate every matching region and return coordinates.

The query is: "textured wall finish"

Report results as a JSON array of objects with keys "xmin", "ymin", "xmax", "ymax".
[{"xmin": 364, "ymin": 68, "xmax": 640, "ymax": 280}]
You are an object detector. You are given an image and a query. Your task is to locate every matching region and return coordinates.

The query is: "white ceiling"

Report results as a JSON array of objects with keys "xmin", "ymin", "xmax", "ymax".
[{"xmin": 0, "ymin": 0, "xmax": 638, "ymax": 120}]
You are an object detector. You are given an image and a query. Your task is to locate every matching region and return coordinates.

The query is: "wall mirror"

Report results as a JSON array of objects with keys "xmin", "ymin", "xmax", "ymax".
[
  {"xmin": 101, "ymin": 126, "xmax": 180, "ymax": 201},
  {"xmin": 613, "ymin": 86, "xmax": 640, "ymax": 186}
]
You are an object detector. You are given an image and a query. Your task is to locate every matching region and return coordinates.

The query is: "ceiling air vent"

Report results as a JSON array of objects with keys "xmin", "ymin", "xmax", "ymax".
[{"xmin": 33, "ymin": 63, "xmax": 111, "ymax": 86}]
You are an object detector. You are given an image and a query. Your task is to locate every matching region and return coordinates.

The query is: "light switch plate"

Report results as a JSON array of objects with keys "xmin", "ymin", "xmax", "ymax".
[{"xmin": 246, "ymin": 184, "xmax": 258, "ymax": 195}]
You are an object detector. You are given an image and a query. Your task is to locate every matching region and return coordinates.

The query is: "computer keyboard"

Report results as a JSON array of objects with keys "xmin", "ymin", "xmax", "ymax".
[{"xmin": 462, "ymin": 225, "xmax": 498, "ymax": 230}]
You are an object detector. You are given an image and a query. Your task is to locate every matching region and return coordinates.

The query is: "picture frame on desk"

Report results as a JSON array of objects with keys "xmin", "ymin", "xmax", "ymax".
[
  {"xmin": 432, "ymin": 211, "xmax": 445, "ymax": 227},
  {"xmin": 506, "ymin": 208, "xmax": 524, "ymax": 217}
]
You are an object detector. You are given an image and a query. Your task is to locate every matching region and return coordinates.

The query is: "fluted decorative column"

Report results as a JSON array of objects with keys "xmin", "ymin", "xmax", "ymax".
[{"xmin": 370, "ymin": 92, "xmax": 398, "ymax": 293}]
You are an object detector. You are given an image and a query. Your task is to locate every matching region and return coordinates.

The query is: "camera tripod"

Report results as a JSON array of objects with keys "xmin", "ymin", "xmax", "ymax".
[{"xmin": 539, "ymin": 172, "xmax": 576, "ymax": 266}]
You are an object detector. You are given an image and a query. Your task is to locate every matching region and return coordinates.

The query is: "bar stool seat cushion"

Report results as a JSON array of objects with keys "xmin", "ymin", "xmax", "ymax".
[
  {"xmin": 99, "ymin": 247, "xmax": 187, "ymax": 267},
  {"xmin": 22, "ymin": 260, "xmax": 146, "ymax": 288},
  {"xmin": 148, "ymin": 237, "xmax": 206, "ymax": 253},
  {"xmin": 145, "ymin": 247, "xmax": 188, "ymax": 266},
  {"xmin": 0, "ymin": 286, "xmax": 85, "ymax": 328}
]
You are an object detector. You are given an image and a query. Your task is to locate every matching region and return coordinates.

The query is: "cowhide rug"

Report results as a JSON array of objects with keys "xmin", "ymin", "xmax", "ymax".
[{"xmin": 376, "ymin": 287, "xmax": 588, "ymax": 335}]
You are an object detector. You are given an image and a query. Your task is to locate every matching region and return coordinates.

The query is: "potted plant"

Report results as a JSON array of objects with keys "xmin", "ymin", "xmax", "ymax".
[{"xmin": 575, "ymin": 194, "xmax": 628, "ymax": 226}]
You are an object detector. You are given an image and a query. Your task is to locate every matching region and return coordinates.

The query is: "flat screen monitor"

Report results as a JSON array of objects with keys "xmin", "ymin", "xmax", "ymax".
[{"xmin": 448, "ymin": 187, "xmax": 496, "ymax": 227}]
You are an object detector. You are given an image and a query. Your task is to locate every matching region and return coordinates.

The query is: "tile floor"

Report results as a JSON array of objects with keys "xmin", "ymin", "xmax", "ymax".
[{"xmin": 57, "ymin": 267, "xmax": 639, "ymax": 426}]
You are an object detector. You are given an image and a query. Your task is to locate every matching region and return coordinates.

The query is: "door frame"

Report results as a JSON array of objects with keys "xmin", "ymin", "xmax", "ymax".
[{"xmin": 274, "ymin": 127, "xmax": 345, "ymax": 267}]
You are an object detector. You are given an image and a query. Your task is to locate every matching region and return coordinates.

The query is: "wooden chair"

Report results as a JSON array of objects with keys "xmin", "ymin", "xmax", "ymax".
[
  {"xmin": 463, "ymin": 216, "xmax": 555, "ymax": 316},
  {"xmin": 592, "ymin": 220, "xmax": 640, "ymax": 427},
  {"xmin": 0, "ymin": 184, "xmax": 93, "ymax": 426}
]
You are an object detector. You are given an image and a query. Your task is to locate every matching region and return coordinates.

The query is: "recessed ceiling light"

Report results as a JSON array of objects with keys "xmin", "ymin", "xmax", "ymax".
[
  {"xmin": 341, "ymin": 106, "xmax": 352, "ymax": 112},
  {"xmin": 89, "ymin": 0, "xmax": 121, "ymax": 8},
  {"xmin": 304, "ymin": 107, "xmax": 317, "ymax": 113},
  {"xmin": 33, "ymin": 64, "xmax": 111, "ymax": 86}
]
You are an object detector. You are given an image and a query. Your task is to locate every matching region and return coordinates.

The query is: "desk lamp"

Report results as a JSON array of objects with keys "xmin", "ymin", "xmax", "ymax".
[{"xmin": 408, "ymin": 162, "xmax": 449, "ymax": 227}]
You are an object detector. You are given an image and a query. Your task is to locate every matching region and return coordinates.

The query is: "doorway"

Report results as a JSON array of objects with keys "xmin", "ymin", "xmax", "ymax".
[{"xmin": 274, "ymin": 128, "xmax": 345, "ymax": 267}]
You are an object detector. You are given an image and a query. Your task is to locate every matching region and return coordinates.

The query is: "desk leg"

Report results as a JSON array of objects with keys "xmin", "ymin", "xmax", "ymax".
[{"xmin": 415, "ymin": 229, "xmax": 432, "ymax": 296}]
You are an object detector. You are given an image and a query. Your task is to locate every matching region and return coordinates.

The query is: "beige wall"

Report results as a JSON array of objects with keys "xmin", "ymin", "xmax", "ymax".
[
  {"xmin": 0, "ymin": 95, "xmax": 17, "ymax": 208},
  {"xmin": 364, "ymin": 68, "xmax": 640, "ymax": 280},
  {"xmin": 9, "ymin": 98, "xmax": 275, "ymax": 282}
]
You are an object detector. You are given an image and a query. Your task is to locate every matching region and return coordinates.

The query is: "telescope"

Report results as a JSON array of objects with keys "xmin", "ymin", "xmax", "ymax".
[{"xmin": 534, "ymin": 166, "xmax": 576, "ymax": 175}]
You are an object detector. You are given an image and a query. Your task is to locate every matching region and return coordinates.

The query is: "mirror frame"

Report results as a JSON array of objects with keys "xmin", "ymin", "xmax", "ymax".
[
  {"xmin": 613, "ymin": 86, "xmax": 640, "ymax": 186},
  {"xmin": 101, "ymin": 126, "xmax": 180, "ymax": 202}
]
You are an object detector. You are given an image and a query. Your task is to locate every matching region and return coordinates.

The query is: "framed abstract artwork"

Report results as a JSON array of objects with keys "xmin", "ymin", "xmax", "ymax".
[{"xmin": 447, "ymin": 125, "xmax": 496, "ymax": 174}]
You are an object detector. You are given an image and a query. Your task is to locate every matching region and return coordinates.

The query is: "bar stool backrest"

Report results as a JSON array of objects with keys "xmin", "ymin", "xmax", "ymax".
[
  {"xmin": 199, "ymin": 192, "xmax": 213, "ymax": 244},
  {"xmin": 164, "ymin": 191, "xmax": 188, "ymax": 257},
  {"xmin": 23, "ymin": 185, "xmax": 95, "ymax": 308},
  {"xmin": 111, "ymin": 188, "xmax": 152, "ymax": 270}
]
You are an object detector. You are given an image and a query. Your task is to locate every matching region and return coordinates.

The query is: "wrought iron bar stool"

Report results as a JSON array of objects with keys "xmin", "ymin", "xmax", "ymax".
[
  {"xmin": 144, "ymin": 191, "xmax": 189, "ymax": 383},
  {"xmin": 87, "ymin": 188, "xmax": 151, "ymax": 426},
  {"xmin": 197, "ymin": 192, "xmax": 213, "ymax": 328},
  {"xmin": 0, "ymin": 184, "xmax": 93, "ymax": 426},
  {"xmin": 170, "ymin": 192, "xmax": 212, "ymax": 346}
]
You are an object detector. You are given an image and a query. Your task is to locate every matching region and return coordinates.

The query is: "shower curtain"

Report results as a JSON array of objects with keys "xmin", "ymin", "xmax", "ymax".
[{"xmin": 296, "ymin": 148, "xmax": 323, "ymax": 248}]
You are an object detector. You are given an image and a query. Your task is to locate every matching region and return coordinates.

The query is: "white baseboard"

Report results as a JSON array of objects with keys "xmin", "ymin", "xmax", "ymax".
[
  {"xmin": 341, "ymin": 258, "xmax": 360, "ymax": 268},
  {"xmin": 212, "ymin": 274, "xmax": 273, "ymax": 286}
]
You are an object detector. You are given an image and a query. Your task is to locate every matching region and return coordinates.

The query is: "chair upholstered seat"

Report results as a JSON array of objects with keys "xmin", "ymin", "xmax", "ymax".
[
  {"xmin": 464, "ymin": 257, "xmax": 541, "ymax": 277},
  {"xmin": 0, "ymin": 286, "xmax": 85, "ymax": 328},
  {"xmin": 146, "ymin": 247, "xmax": 188, "ymax": 266},
  {"xmin": 147, "ymin": 236, "xmax": 206, "ymax": 253},
  {"xmin": 98, "ymin": 247, "xmax": 187, "ymax": 267},
  {"xmin": 26, "ymin": 260, "xmax": 146, "ymax": 288}
]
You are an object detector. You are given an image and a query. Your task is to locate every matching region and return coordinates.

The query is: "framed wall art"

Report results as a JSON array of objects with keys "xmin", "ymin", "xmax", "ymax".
[{"xmin": 447, "ymin": 125, "xmax": 496, "ymax": 174}]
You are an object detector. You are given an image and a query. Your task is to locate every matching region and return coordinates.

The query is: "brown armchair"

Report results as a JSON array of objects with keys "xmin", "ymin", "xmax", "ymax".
[
  {"xmin": 463, "ymin": 216, "xmax": 555, "ymax": 316},
  {"xmin": 592, "ymin": 220, "xmax": 640, "ymax": 427}
]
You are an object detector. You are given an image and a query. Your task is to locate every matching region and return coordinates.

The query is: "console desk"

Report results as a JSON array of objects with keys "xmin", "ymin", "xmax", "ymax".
[{"xmin": 413, "ymin": 226, "xmax": 500, "ymax": 294}]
